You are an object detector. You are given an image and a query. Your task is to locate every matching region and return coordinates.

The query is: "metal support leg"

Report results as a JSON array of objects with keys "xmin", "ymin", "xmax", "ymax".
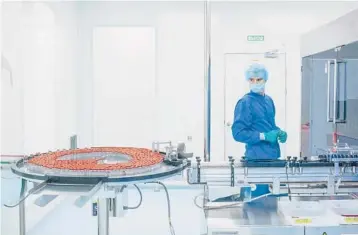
[
  {"xmin": 204, "ymin": 0, "xmax": 211, "ymax": 162},
  {"xmin": 97, "ymin": 198, "xmax": 109, "ymax": 235},
  {"xmin": 70, "ymin": 135, "xmax": 77, "ymax": 149},
  {"xmin": 20, "ymin": 179, "xmax": 27, "ymax": 235}
]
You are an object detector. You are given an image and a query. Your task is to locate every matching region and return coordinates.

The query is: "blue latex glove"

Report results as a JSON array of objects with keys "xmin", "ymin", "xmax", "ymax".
[
  {"xmin": 264, "ymin": 130, "xmax": 280, "ymax": 143},
  {"xmin": 278, "ymin": 130, "xmax": 287, "ymax": 143}
]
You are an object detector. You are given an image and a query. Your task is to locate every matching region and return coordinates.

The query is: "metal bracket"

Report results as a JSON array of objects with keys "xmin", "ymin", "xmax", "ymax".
[
  {"xmin": 195, "ymin": 156, "xmax": 201, "ymax": 183},
  {"xmin": 244, "ymin": 167, "xmax": 249, "ymax": 176},
  {"xmin": 229, "ymin": 156, "xmax": 235, "ymax": 187},
  {"xmin": 152, "ymin": 141, "xmax": 172, "ymax": 152},
  {"xmin": 70, "ymin": 135, "xmax": 77, "ymax": 149},
  {"xmin": 74, "ymin": 181, "xmax": 103, "ymax": 208},
  {"xmin": 272, "ymin": 177, "xmax": 281, "ymax": 195},
  {"xmin": 34, "ymin": 194, "xmax": 58, "ymax": 207},
  {"xmin": 334, "ymin": 46, "xmax": 342, "ymax": 52},
  {"xmin": 264, "ymin": 49, "xmax": 279, "ymax": 58},
  {"xmin": 92, "ymin": 184, "xmax": 129, "ymax": 217},
  {"xmin": 335, "ymin": 177, "xmax": 342, "ymax": 192},
  {"xmin": 327, "ymin": 175, "xmax": 335, "ymax": 195},
  {"xmin": 93, "ymin": 183, "xmax": 129, "ymax": 235}
]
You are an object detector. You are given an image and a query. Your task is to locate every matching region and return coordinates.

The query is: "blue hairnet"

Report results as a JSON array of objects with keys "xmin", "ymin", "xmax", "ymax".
[{"xmin": 245, "ymin": 63, "xmax": 268, "ymax": 81}]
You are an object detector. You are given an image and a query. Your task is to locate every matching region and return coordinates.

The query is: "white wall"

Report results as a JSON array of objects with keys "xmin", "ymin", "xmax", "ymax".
[
  {"xmin": 209, "ymin": 1, "xmax": 358, "ymax": 161},
  {"xmin": 2, "ymin": 1, "xmax": 358, "ymax": 158},
  {"xmin": 1, "ymin": 2, "xmax": 78, "ymax": 154},
  {"xmin": 47, "ymin": 3, "xmax": 78, "ymax": 150},
  {"xmin": 76, "ymin": 1, "xmax": 358, "ymax": 160},
  {"xmin": 1, "ymin": 2, "xmax": 25, "ymax": 155},
  {"xmin": 76, "ymin": 2, "xmax": 205, "ymax": 155},
  {"xmin": 1, "ymin": 1, "xmax": 205, "ymax": 156},
  {"xmin": 92, "ymin": 26, "xmax": 157, "ymax": 148},
  {"xmin": 22, "ymin": 3, "xmax": 57, "ymax": 154}
]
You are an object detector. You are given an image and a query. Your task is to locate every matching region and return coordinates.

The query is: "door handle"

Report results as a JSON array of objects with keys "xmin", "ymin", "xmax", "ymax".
[
  {"xmin": 326, "ymin": 59, "xmax": 338, "ymax": 123},
  {"xmin": 327, "ymin": 60, "xmax": 334, "ymax": 122},
  {"xmin": 226, "ymin": 121, "xmax": 232, "ymax": 127},
  {"xmin": 333, "ymin": 59, "xmax": 338, "ymax": 124},
  {"xmin": 334, "ymin": 60, "xmax": 347, "ymax": 124},
  {"xmin": 326, "ymin": 60, "xmax": 331, "ymax": 122}
]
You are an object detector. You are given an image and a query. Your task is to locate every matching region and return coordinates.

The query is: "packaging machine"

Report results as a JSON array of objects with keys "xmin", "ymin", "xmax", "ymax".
[
  {"xmin": 6, "ymin": 140, "xmax": 358, "ymax": 235},
  {"xmin": 6, "ymin": 142, "xmax": 192, "ymax": 235},
  {"xmin": 186, "ymin": 150, "xmax": 358, "ymax": 235}
]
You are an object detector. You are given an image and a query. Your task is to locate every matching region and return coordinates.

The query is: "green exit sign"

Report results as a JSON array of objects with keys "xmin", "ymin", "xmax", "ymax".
[{"xmin": 247, "ymin": 35, "xmax": 264, "ymax": 41}]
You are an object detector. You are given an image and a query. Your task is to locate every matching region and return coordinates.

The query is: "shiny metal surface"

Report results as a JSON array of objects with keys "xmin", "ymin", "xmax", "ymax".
[
  {"xmin": 97, "ymin": 198, "xmax": 109, "ymax": 235},
  {"xmin": 206, "ymin": 197, "xmax": 303, "ymax": 235},
  {"xmin": 12, "ymin": 158, "xmax": 187, "ymax": 184},
  {"xmin": 204, "ymin": 0, "xmax": 212, "ymax": 162},
  {"xmin": 19, "ymin": 179, "xmax": 26, "ymax": 235},
  {"xmin": 192, "ymin": 158, "xmax": 358, "ymax": 234},
  {"xmin": 187, "ymin": 160, "xmax": 358, "ymax": 197},
  {"xmin": 305, "ymin": 226, "xmax": 358, "ymax": 235},
  {"xmin": 34, "ymin": 194, "xmax": 58, "ymax": 207},
  {"xmin": 207, "ymin": 197, "xmax": 285, "ymax": 227},
  {"xmin": 206, "ymin": 195, "xmax": 357, "ymax": 235}
]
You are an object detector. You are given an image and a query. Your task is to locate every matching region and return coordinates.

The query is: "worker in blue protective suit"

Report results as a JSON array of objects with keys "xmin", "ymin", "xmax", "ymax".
[
  {"xmin": 231, "ymin": 63, "xmax": 287, "ymax": 160},
  {"xmin": 213, "ymin": 64, "xmax": 288, "ymax": 213},
  {"xmin": 232, "ymin": 63, "xmax": 287, "ymax": 199}
]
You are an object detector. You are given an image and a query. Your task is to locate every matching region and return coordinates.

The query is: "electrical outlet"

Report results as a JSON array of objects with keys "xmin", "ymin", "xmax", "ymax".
[{"xmin": 187, "ymin": 136, "xmax": 192, "ymax": 141}]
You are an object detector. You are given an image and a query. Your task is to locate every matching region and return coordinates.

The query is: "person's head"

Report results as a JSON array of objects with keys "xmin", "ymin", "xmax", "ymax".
[{"xmin": 245, "ymin": 63, "xmax": 268, "ymax": 94}]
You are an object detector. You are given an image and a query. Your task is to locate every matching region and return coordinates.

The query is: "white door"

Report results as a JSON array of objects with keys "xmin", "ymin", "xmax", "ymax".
[
  {"xmin": 93, "ymin": 27, "xmax": 156, "ymax": 148},
  {"xmin": 224, "ymin": 53, "xmax": 287, "ymax": 160}
]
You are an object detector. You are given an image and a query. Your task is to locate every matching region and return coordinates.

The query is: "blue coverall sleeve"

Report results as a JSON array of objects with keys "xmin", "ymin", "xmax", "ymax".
[{"xmin": 231, "ymin": 99, "xmax": 261, "ymax": 145}]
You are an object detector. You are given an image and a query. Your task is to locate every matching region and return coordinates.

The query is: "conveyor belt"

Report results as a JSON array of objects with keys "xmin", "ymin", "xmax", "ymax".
[{"xmin": 240, "ymin": 159, "xmax": 334, "ymax": 168}]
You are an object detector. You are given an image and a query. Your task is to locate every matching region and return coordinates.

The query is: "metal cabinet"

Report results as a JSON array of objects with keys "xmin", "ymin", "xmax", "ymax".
[
  {"xmin": 335, "ymin": 44, "xmax": 358, "ymax": 146},
  {"xmin": 301, "ymin": 41, "xmax": 358, "ymax": 157}
]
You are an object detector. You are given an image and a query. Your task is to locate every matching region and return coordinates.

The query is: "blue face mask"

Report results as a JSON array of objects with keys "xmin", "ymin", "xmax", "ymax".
[{"xmin": 250, "ymin": 83, "xmax": 265, "ymax": 93}]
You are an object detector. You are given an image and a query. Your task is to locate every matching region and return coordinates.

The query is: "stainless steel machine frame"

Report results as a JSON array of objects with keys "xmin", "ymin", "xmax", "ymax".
[
  {"xmin": 186, "ymin": 156, "xmax": 358, "ymax": 235},
  {"xmin": 7, "ymin": 141, "xmax": 190, "ymax": 235}
]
